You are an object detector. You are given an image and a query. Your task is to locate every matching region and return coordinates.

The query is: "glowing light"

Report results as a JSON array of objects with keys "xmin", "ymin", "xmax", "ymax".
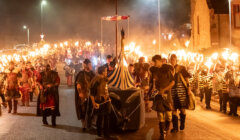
[
  {"xmin": 85, "ymin": 41, "xmax": 92, "ymax": 46},
  {"xmin": 64, "ymin": 41, "xmax": 68, "ymax": 46},
  {"xmin": 168, "ymin": 34, "xmax": 173, "ymax": 40},
  {"xmin": 205, "ymin": 58, "xmax": 213, "ymax": 70},
  {"xmin": 152, "ymin": 40, "xmax": 156, "ymax": 45},
  {"xmin": 75, "ymin": 41, "xmax": 79, "ymax": 47},
  {"xmin": 185, "ymin": 41, "xmax": 190, "ymax": 48},
  {"xmin": 229, "ymin": 53, "xmax": 238, "ymax": 62},
  {"xmin": 222, "ymin": 49, "xmax": 229, "ymax": 60},
  {"xmin": 212, "ymin": 53, "xmax": 218, "ymax": 60},
  {"xmin": 60, "ymin": 43, "xmax": 63, "ymax": 47},
  {"xmin": 41, "ymin": 0, "xmax": 47, "ymax": 5}
]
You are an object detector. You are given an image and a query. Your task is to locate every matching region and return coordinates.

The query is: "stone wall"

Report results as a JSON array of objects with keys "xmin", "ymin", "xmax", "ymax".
[
  {"xmin": 210, "ymin": 14, "xmax": 230, "ymax": 48},
  {"xmin": 191, "ymin": 0, "xmax": 211, "ymax": 51}
]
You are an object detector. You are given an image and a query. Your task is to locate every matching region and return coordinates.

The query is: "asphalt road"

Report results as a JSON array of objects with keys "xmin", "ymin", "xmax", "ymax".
[{"xmin": 0, "ymin": 64, "xmax": 240, "ymax": 140}]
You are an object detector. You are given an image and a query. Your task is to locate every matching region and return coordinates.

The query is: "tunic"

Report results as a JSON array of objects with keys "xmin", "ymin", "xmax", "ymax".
[
  {"xmin": 36, "ymin": 70, "xmax": 60, "ymax": 116},
  {"xmin": 75, "ymin": 70, "xmax": 95, "ymax": 120},
  {"xmin": 171, "ymin": 65, "xmax": 191, "ymax": 109},
  {"xmin": 149, "ymin": 64, "xmax": 174, "ymax": 112}
]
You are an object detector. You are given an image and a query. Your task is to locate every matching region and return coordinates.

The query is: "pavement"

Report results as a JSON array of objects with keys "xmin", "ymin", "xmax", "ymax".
[{"xmin": 0, "ymin": 64, "xmax": 240, "ymax": 140}]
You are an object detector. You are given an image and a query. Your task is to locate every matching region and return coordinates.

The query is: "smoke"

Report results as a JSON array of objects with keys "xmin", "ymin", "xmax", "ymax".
[{"xmin": 0, "ymin": 0, "xmax": 191, "ymax": 50}]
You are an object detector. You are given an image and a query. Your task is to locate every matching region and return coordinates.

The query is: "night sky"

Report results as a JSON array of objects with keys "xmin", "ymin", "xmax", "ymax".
[{"xmin": 0, "ymin": 0, "xmax": 191, "ymax": 49}]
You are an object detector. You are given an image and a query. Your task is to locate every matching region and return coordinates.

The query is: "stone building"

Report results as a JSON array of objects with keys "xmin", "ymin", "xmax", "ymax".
[{"xmin": 191, "ymin": 0, "xmax": 239, "ymax": 51}]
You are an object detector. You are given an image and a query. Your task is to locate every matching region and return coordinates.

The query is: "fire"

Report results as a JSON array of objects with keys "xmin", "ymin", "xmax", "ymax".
[
  {"xmin": 75, "ymin": 41, "xmax": 79, "ymax": 47},
  {"xmin": 185, "ymin": 41, "xmax": 190, "ymax": 48},
  {"xmin": 205, "ymin": 58, "xmax": 213, "ymax": 70},
  {"xmin": 152, "ymin": 40, "xmax": 156, "ymax": 45},
  {"xmin": 85, "ymin": 41, "xmax": 92, "ymax": 46},
  {"xmin": 229, "ymin": 53, "xmax": 239, "ymax": 62},
  {"xmin": 64, "ymin": 41, "xmax": 68, "ymax": 46},
  {"xmin": 212, "ymin": 53, "xmax": 218, "ymax": 60}
]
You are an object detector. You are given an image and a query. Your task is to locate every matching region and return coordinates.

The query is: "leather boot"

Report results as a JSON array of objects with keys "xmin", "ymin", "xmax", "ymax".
[
  {"xmin": 171, "ymin": 115, "xmax": 178, "ymax": 133},
  {"xmin": 42, "ymin": 110, "xmax": 48, "ymax": 125},
  {"xmin": 159, "ymin": 122, "xmax": 165, "ymax": 140},
  {"xmin": 8, "ymin": 100, "xmax": 12, "ymax": 113},
  {"xmin": 13, "ymin": 100, "xmax": 18, "ymax": 114},
  {"xmin": 51, "ymin": 113, "xmax": 56, "ymax": 127},
  {"xmin": 180, "ymin": 113, "xmax": 186, "ymax": 130},
  {"xmin": 165, "ymin": 121, "xmax": 171, "ymax": 132}
]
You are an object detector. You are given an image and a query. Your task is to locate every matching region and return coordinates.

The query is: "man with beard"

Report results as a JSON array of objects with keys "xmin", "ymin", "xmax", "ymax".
[
  {"xmin": 75, "ymin": 59, "xmax": 95, "ymax": 131},
  {"xmin": 90, "ymin": 66, "xmax": 111, "ymax": 138},
  {"xmin": 37, "ymin": 64, "xmax": 60, "ymax": 126},
  {"xmin": 5, "ymin": 61, "xmax": 21, "ymax": 114},
  {"xmin": 169, "ymin": 54, "xmax": 191, "ymax": 133},
  {"xmin": 19, "ymin": 62, "xmax": 33, "ymax": 107},
  {"xmin": 149, "ymin": 55, "xmax": 175, "ymax": 140}
]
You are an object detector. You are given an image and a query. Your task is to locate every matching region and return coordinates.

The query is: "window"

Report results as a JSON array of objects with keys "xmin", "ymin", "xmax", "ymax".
[{"xmin": 233, "ymin": 4, "xmax": 240, "ymax": 28}]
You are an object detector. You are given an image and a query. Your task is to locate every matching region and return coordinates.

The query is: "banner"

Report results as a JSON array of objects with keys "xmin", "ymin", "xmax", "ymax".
[{"xmin": 101, "ymin": 16, "xmax": 130, "ymax": 21}]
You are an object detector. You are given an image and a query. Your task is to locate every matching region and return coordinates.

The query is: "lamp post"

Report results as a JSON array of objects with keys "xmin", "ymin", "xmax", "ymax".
[
  {"xmin": 41, "ymin": 0, "xmax": 47, "ymax": 36},
  {"xmin": 158, "ymin": 0, "xmax": 161, "ymax": 54},
  {"xmin": 229, "ymin": 0, "xmax": 232, "ymax": 47},
  {"xmin": 23, "ymin": 25, "xmax": 30, "ymax": 45}
]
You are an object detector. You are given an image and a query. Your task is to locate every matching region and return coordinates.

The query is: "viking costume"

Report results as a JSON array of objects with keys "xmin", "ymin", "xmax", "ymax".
[
  {"xmin": 90, "ymin": 75, "xmax": 111, "ymax": 137},
  {"xmin": 36, "ymin": 67, "xmax": 60, "ymax": 126},
  {"xmin": 5, "ymin": 68, "xmax": 21, "ymax": 114},
  {"xmin": 64, "ymin": 62, "xmax": 74, "ymax": 86},
  {"xmin": 19, "ymin": 69, "xmax": 32, "ymax": 106},
  {"xmin": 171, "ymin": 64, "xmax": 191, "ymax": 132},
  {"xmin": 75, "ymin": 70, "xmax": 95, "ymax": 129},
  {"xmin": 171, "ymin": 65, "xmax": 191, "ymax": 109},
  {"xmin": 134, "ymin": 62, "xmax": 150, "ymax": 85},
  {"xmin": 149, "ymin": 64, "xmax": 174, "ymax": 139}
]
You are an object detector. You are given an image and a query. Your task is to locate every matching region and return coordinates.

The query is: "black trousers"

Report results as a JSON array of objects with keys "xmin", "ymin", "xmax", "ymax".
[
  {"xmin": 218, "ymin": 90, "xmax": 223, "ymax": 111},
  {"xmin": 30, "ymin": 92, "xmax": 33, "ymax": 101},
  {"xmin": 200, "ymin": 88, "xmax": 204, "ymax": 102},
  {"xmin": 42, "ymin": 109, "xmax": 56, "ymax": 124},
  {"xmin": 204, "ymin": 87, "xmax": 212, "ymax": 108},
  {"xmin": 96, "ymin": 101, "xmax": 111, "ymax": 136},
  {"xmin": 222, "ymin": 93, "xmax": 229, "ymax": 112},
  {"xmin": 229, "ymin": 97, "xmax": 239, "ymax": 115},
  {"xmin": 97, "ymin": 113, "xmax": 110, "ymax": 136}
]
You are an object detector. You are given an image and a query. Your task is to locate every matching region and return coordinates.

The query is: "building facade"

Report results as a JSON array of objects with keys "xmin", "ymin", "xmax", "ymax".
[{"xmin": 191, "ymin": 0, "xmax": 240, "ymax": 51}]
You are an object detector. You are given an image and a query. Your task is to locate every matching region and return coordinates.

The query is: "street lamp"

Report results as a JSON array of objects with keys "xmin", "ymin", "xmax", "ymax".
[
  {"xmin": 228, "ymin": 0, "xmax": 232, "ymax": 47},
  {"xmin": 23, "ymin": 25, "xmax": 30, "ymax": 45},
  {"xmin": 41, "ymin": 0, "xmax": 47, "ymax": 36},
  {"xmin": 157, "ymin": 0, "xmax": 161, "ymax": 54}
]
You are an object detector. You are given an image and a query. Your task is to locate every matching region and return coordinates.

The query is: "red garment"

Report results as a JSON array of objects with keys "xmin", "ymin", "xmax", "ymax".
[
  {"xmin": 40, "ymin": 95, "xmax": 55, "ymax": 110},
  {"xmin": 21, "ymin": 91, "xmax": 30, "ymax": 104},
  {"xmin": 20, "ymin": 69, "xmax": 32, "ymax": 104},
  {"xmin": 67, "ymin": 76, "xmax": 72, "ymax": 86},
  {"xmin": 39, "ymin": 71, "xmax": 60, "ymax": 110}
]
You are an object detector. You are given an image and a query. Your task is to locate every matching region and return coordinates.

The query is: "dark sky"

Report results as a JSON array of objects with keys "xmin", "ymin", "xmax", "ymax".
[{"xmin": 0, "ymin": 0, "xmax": 191, "ymax": 48}]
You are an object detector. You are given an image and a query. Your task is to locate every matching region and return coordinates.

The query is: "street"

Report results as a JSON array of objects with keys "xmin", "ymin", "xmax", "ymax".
[{"xmin": 0, "ymin": 64, "xmax": 240, "ymax": 140}]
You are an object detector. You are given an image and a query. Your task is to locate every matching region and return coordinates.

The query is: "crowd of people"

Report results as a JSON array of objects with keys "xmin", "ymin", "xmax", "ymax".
[{"xmin": 0, "ymin": 39, "xmax": 239, "ymax": 140}]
